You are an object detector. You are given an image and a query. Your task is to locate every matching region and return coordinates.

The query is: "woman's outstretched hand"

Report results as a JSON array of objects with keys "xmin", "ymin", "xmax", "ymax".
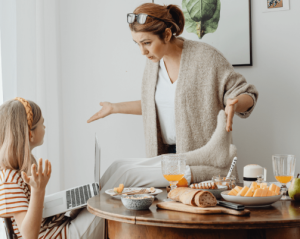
[
  {"xmin": 87, "ymin": 102, "xmax": 113, "ymax": 123},
  {"xmin": 225, "ymin": 98, "xmax": 239, "ymax": 132},
  {"xmin": 21, "ymin": 158, "xmax": 51, "ymax": 192}
]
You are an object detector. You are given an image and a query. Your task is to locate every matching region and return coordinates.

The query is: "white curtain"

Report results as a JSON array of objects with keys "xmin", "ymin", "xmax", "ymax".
[{"xmin": 0, "ymin": 0, "xmax": 64, "ymax": 195}]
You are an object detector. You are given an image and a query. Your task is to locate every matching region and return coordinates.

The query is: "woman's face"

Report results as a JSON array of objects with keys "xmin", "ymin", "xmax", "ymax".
[
  {"xmin": 30, "ymin": 115, "xmax": 46, "ymax": 149},
  {"xmin": 131, "ymin": 31, "xmax": 167, "ymax": 63}
]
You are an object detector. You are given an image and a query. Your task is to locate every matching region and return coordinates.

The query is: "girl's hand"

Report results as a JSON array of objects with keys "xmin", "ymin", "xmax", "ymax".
[
  {"xmin": 21, "ymin": 158, "xmax": 51, "ymax": 192},
  {"xmin": 87, "ymin": 102, "xmax": 114, "ymax": 123},
  {"xmin": 225, "ymin": 98, "xmax": 239, "ymax": 132}
]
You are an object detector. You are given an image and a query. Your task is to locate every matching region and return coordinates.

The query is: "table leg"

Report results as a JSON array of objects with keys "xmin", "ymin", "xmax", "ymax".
[{"xmin": 107, "ymin": 220, "xmax": 300, "ymax": 239}]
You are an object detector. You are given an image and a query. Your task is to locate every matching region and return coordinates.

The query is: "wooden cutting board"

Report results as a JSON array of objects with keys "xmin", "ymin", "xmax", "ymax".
[{"xmin": 156, "ymin": 201, "xmax": 250, "ymax": 216}]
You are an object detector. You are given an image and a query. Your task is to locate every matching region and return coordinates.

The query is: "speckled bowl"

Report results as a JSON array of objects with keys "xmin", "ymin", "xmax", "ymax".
[{"xmin": 121, "ymin": 194, "xmax": 154, "ymax": 210}]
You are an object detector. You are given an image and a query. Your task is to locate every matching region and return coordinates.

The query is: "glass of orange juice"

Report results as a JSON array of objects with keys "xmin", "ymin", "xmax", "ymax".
[
  {"xmin": 161, "ymin": 153, "xmax": 186, "ymax": 196},
  {"xmin": 272, "ymin": 154, "xmax": 296, "ymax": 200}
]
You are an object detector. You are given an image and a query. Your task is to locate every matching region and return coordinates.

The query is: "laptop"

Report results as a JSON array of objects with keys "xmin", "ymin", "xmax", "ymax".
[{"xmin": 42, "ymin": 134, "xmax": 101, "ymax": 218}]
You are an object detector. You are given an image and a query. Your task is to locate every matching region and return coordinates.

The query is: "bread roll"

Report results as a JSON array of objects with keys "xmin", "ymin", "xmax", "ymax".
[{"xmin": 168, "ymin": 188, "xmax": 217, "ymax": 207}]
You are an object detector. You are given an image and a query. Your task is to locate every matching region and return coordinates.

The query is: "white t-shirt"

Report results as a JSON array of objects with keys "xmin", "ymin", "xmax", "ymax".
[{"xmin": 155, "ymin": 58, "xmax": 177, "ymax": 145}]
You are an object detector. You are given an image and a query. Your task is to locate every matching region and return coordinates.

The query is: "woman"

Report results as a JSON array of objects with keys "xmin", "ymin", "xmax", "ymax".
[{"xmin": 88, "ymin": 3, "xmax": 258, "ymax": 185}]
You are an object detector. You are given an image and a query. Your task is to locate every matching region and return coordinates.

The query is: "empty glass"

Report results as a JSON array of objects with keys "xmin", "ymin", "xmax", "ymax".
[{"xmin": 272, "ymin": 154, "xmax": 296, "ymax": 200}]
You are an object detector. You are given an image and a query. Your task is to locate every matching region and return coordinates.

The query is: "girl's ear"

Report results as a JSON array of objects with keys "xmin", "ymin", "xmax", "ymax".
[{"xmin": 30, "ymin": 130, "xmax": 35, "ymax": 142}]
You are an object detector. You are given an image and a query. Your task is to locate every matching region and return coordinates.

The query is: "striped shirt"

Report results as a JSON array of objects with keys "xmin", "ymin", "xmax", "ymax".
[{"xmin": 0, "ymin": 169, "xmax": 70, "ymax": 239}]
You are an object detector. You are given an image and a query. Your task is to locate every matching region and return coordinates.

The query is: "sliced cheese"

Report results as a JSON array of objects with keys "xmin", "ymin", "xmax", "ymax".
[
  {"xmin": 267, "ymin": 190, "xmax": 273, "ymax": 197},
  {"xmin": 228, "ymin": 189, "xmax": 238, "ymax": 196},
  {"xmin": 234, "ymin": 186, "xmax": 243, "ymax": 192},
  {"xmin": 275, "ymin": 186, "xmax": 280, "ymax": 195},
  {"xmin": 271, "ymin": 191, "xmax": 276, "ymax": 196},
  {"xmin": 244, "ymin": 188, "xmax": 255, "ymax": 197},
  {"xmin": 251, "ymin": 182, "xmax": 258, "ymax": 188},
  {"xmin": 253, "ymin": 188, "xmax": 263, "ymax": 197},
  {"xmin": 260, "ymin": 183, "xmax": 268, "ymax": 189},
  {"xmin": 269, "ymin": 183, "xmax": 277, "ymax": 192},
  {"xmin": 237, "ymin": 186, "xmax": 249, "ymax": 196},
  {"xmin": 261, "ymin": 188, "xmax": 269, "ymax": 197}
]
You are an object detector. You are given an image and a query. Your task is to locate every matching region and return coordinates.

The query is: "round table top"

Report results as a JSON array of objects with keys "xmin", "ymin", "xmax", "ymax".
[{"xmin": 87, "ymin": 188, "xmax": 300, "ymax": 229}]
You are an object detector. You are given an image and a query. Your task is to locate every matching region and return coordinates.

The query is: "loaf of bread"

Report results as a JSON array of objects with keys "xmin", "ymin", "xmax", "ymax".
[
  {"xmin": 168, "ymin": 188, "xmax": 217, "ymax": 208},
  {"xmin": 190, "ymin": 182, "xmax": 218, "ymax": 189}
]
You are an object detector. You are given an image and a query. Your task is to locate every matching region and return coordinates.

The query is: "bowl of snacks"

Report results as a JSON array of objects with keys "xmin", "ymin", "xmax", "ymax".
[{"xmin": 121, "ymin": 194, "xmax": 154, "ymax": 210}]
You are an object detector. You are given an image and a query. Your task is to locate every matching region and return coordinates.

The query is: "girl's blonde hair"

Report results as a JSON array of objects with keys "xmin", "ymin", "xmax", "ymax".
[{"xmin": 0, "ymin": 99, "xmax": 42, "ymax": 175}]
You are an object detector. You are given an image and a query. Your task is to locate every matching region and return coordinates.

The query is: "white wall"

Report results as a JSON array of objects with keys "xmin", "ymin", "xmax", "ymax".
[
  {"xmin": 59, "ymin": 0, "xmax": 150, "ymax": 189},
  {"xmin": 232, "ymin": 0, "xmax": 300, "ymax": 181}
]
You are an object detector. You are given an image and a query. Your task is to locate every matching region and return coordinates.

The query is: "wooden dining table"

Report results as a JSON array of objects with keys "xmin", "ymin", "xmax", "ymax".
[{"xmin": 87, "ymin": 188, "xmax": 300, "ymax": 239}]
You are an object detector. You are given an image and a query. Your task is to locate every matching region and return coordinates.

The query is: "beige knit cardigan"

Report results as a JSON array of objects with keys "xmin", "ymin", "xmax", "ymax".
[{"xmin": 141, "ymin": 38, "xmax": 258, "ymax": 183}]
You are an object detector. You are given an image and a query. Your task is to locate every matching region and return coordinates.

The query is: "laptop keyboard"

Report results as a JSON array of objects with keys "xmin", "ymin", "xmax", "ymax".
[{"xmin": 66, "ymin": 183, "xmax": 99, "ymax": 209}]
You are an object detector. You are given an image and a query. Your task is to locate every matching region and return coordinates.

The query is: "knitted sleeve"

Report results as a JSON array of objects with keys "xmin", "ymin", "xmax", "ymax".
[{"xmin": 214, "ymin": 51, "xmax": 259, "ymax": 119}]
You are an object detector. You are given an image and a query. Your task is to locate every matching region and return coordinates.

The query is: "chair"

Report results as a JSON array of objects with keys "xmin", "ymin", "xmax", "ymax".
[{"xmin": 3, "ymin": 218, "xmax": 17, "ymax": 239}]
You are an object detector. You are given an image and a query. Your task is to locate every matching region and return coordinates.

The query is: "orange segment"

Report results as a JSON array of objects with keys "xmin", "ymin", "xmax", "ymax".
[
  {"xmin": 176, "ymin": 177, "xmax": 189, "ymax": 187},
  {"xmin": 237, "ymin": 186, "xmax": 249, "ymax": 196}
]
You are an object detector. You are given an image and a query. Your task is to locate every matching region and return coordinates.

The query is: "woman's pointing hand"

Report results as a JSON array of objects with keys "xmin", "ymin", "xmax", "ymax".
[
  {"xmin": 225, "ymin": 98, "xmax": 238, "ymax": 132},
  {"xmin": 87, "ymin": 102, "xmax": 114, "ymax": 123}
]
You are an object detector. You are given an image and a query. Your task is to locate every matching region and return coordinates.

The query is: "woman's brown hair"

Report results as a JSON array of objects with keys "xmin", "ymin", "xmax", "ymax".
[
  {"xmin": 129, "ymin": 3, "xmax": 185, "ymax": 41},
  {"xmin": 0, "ymin": 99, "xmax": 41, "ymax": 175}
]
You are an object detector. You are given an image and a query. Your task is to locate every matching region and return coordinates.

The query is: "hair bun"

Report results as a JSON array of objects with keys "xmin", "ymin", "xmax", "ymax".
[{"xmin": 166, "ymin": 4, "xmax": 185, "ymax": 36}]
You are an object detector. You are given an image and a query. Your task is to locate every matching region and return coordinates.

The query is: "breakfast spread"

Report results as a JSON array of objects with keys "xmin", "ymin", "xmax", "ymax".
[
  {"xmin": 168, "ymin": 187, "xmax": 217, "ymax": 207},
  {"xmin": 227, "ymin": 182, "xmax": 280, "ymax": 197}
]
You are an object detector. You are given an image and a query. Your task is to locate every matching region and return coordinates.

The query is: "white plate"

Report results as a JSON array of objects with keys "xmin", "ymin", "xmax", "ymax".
[
  {"xmin": 221, "ymin": 190, "xmax": 282, "ymax": 206},
  {"xmin": 105, "ymin": 187, "xmax": 163, "ymax": 199}
]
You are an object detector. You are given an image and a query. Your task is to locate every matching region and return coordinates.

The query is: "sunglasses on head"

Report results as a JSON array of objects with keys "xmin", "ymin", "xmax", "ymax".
[{"xmin": 127, "ymin": 13, "xmax": 166, "ymax": 24}]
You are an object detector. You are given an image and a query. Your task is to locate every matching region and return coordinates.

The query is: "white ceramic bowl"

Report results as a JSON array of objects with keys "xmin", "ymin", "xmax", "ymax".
[{"xmin": 221, "ymin": 190, "xmax": 282, "ymax": 206}]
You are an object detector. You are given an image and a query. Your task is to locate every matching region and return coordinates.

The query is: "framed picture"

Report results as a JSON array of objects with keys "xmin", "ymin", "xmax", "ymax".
[
  {"xmin": 263, "ymin": 0, "xmax": 290, "ymax": 12},
  {"xmin": 154, "ymin": 0, "xmax": 252, "ymax": 66}
]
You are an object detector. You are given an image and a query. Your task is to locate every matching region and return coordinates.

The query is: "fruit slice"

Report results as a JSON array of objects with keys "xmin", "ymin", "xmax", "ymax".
[
  {"xmin": 253, "ymin": 188, "xmax": 263, "ymax": 197},
  {"xmin": 228, "ymin": 188, "xmax": 238, "ymax": 196},
  {"xmin": 176, "ymin": 177, "xmax": 189, "ymax": 187},
  {"xmin": 271, "ymin": 191, "xmax": 276, "ymax": 196},
  {"xmin": 237, "ymin": 186, "xmax": 249, "ymax": 196},
  {"xmin": 261, "ymin": 188, "xmax": 269, "ymax": 197},
  {"xmin": 245, "ymin": 188, "xmax": 255, "ymax": 197},
  {"xmin": 114, "ymin": 184, "xmax": 124, "ymax": 194}
]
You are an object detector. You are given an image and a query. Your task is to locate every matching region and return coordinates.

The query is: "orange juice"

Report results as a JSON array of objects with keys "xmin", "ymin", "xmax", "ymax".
[
  {"xmin": 163, "ymin": 174, "xmax": 184, "ymax": 182},
  {"xmin": 275, "ymin": 176, "xmax": 293, "ymax": 184}
]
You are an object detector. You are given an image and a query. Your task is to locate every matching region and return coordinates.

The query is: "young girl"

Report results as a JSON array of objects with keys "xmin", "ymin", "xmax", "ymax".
[{"xmin": 0, "ymin": 98, "xmax": 103, "ymax": 239}]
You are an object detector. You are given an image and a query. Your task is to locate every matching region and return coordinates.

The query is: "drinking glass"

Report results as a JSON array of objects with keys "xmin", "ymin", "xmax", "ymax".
[
  {"xmin": 161, "ymin": 153, "xmax": 186, "ymax": 191},
  {"xmin": 272, "ymin": 154, "xmax": 296, "ymax": 200}
]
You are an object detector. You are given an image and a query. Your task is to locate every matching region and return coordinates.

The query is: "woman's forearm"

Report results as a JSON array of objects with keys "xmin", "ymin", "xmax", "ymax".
[
  {"xmin": 235, "ymin": 94, "xmax": 254, "ymax": 113},
  {"xmin": 112, "ymin": 100, "xmax": 142, "ymax": 115},
  {"xmin": 20, "ymin": 189, "xmax": 45, "ymax": 239}
]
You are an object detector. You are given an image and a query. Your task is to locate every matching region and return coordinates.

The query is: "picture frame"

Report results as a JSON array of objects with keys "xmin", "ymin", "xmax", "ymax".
[
  {"xmin": 263, "ymin": 0, "xmax": 290, "ymax": 12},
  {"xmin": 154, "ymin": 0, "xmax": 252, "ymax": 66}
]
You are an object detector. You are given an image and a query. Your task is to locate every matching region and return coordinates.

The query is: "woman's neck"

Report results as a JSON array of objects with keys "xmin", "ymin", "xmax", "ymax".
[{"xmin": 163, "ymin": 38, "xmax": 184, "ymax": 64}]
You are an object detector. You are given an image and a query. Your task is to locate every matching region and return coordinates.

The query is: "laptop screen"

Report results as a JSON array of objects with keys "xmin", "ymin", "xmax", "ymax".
[{"xmin": 94, "ymin": 133, "xmax": 101, "ymax": 186}]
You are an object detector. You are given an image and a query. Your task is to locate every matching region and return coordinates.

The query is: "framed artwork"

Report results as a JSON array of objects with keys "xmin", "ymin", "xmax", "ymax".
[
  {"xmin": 263, "ymin": 0, "xmax": 290, "ymax": 12},
  {"xmin": 154, "ymin": 0, "xmax": 252, "ymax": 66}
]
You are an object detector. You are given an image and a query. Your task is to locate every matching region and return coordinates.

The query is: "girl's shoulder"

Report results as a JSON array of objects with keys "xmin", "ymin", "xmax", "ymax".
[{"xmin": 0, "ymin": 169, "xmax": 23, "ymax": 184}]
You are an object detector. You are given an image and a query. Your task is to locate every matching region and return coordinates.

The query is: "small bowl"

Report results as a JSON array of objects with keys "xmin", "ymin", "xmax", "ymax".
[{"xmin": 121, "ymin": 194, "xmax": 154, "ymax": 210}]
